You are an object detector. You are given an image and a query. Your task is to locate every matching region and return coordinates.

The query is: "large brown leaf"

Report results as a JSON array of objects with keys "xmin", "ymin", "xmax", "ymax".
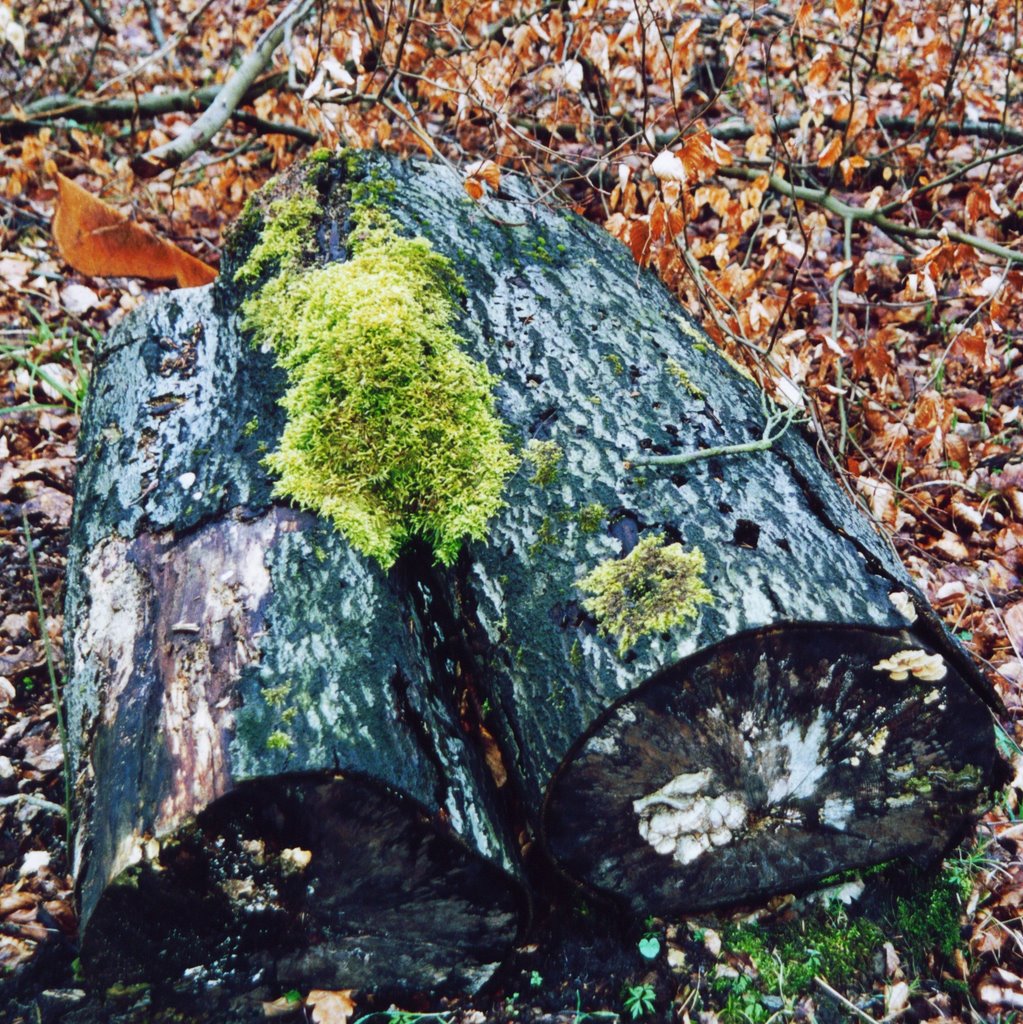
[{"xmin": 52, "ymin": 174, "xmax": 217, "ymax": 288}]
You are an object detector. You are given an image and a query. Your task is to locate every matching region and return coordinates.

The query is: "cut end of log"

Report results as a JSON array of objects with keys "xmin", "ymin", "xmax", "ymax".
[
  {"xmin": 544, "ymin": 626, "xmax": 996, "ymax": 915},
  {"xmin": 79, "ymin": 774, "xmax": 520, "ymax": 994}
]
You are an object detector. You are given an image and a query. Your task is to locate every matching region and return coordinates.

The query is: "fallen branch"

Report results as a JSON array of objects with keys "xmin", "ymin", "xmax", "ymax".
[
  {"xmin": 0, "ymin": 793, "xmax": 68, "ymax": 816},
  {"xmin": 0, "ymin": 74, "xmax": 287, "ymax": 142},
  {"xmin": 721, "ymin": 165, "xmax": 1023, "ymax": 264},
  {"xmin": 137, "ymin": 0, "xmax": 318, "ymax": 171},
  {"xmin": 79, "ymin": 0, "xmax": 114, "ymax": 35},
  {"xmin": 231, "ymin": 110, "xmax": 318, "ymax": 143},
  {"xmin": 662, "ymin": 115, "xmax": 1023, "ymax": 148}
]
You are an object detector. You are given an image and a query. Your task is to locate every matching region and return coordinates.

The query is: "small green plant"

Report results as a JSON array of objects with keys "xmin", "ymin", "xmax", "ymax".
[
  {"xmin": 577, "ymin": 533, "xmax": 712, "ymax": 653},
  {"xmin": 524, "ymin": 439, "xmax": 563, "ymax": 486},
  {"xmin": 623, "ymin": 983, "xmax": 656, "ymax": 1020},
  {"xmin": 529, "ymin": 970, "xmax": 543, "ymax": 989},
  {"xmin": 2, "ymin": 306, "xmax": 92, "ymax": 416},
  {"xmin": 22, "ymin": 511, "xmax": 72, "ymax": 849}
]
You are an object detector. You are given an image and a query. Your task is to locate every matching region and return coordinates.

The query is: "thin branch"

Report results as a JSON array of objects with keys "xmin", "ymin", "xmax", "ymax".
[
  {"xmin": 79, "ymin": 0, "xmax": 114, "ymax": 35},
  {"xmin": 814, "ymin": 977, "xmax": 879, "ymax": 1024},
  {"xmin": 1, "ymin": 74, "xmax": 287, "ymax": 141},
  {"xmin": 139, "ymin": 0, "xmax": 318, "ymax": 171},
  {"xmin": 0, "ymin": 793, "xmax": 68, "ymax": 816},
  {"xmin": 720, "ymin": 165, "xmax": 1023, "ymax": 264},
  {"xmin": 630, "ymin": 391, "xmax": 801, "ymax": 467},
  {"xmin": 231, "ymin": 110, "xmax": 318, "ymax": 143}
]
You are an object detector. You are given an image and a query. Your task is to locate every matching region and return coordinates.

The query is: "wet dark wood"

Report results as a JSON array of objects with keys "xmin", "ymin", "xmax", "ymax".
[
  {"xmin": 66, "ymin": 285, "xmax": 521, "ymax": 993},
  {"xmin": 65, "ymin": 151, "xmax": 1001, "ymax": 992}
]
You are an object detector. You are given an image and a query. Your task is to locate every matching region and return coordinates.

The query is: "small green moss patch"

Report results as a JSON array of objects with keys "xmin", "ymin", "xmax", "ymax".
[
  {"xmin": 525, "ymin": 439, "xmax": 563, "ymax": 486},
  {"xmin": 578, "ymin": 533, "xmax": 712, "ymax": 653},
  {"xmin": 234, "ymin": 191, "xmax": 320, "ymax": 287},
  {"xmin": 666, "ymin": 357, "xmax": 705, "ymax": 399},
  {"xmin": 241, "ymin": 205, "xmax": 516, "ymax": 568}
]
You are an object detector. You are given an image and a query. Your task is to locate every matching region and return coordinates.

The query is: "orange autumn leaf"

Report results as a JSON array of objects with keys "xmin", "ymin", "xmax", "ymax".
[
  {"xmin": 464, "ymin": 159, "xmax": 501, "ymax": 200},
  {"xmin": 52, "ymin": 173, "xmax": 217, "ymax": 288},
  {"xmin": 306, "ymin": 989, "xmax": 356, "ymax": 1024},
  {"xmin": 817, "ymin": 136, "xmax": 842, "ymax": 168}
]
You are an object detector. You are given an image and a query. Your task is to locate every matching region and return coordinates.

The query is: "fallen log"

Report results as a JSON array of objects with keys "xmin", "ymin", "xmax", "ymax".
[
  {"xmin": 65, "ymin": 285, "xmax": 522, "ymax": 992},
  {"xmin": 344, "ymin": 153, "xmax": 1000, "ymax": 914},
  {"xmin": 64, "ymin": 150, "xmax": 1000, "ymax": 992}
]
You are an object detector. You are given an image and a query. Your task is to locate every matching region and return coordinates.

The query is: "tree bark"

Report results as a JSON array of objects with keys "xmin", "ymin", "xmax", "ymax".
[
  {"xmin": 65, "ymin": 286, "xmax": 522, "ymax": 992},
  {"xmin": 65, "ymin": 150, "xmax": 1001, "ymax": 991},
  {"xmin": 359, "ymin": 153, "xmax": 1001, "ymax": 915}
]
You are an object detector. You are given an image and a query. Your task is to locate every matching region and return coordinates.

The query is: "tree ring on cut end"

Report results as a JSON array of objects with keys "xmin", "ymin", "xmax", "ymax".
[
  {"xmin": 80, "ymin": 773, "xmax": 521, "ymax": 993},
  {"xmin": 543, "ymin": 626, "xmax": 996, "ymax": 915}
]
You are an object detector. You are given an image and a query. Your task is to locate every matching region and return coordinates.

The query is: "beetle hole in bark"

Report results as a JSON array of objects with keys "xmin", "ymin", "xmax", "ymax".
[
  {"xmin": 774, "ymin": 537, "xmax": 792, "ymax": 554},
  {"xmin": 733, "ymin": 519, "xmax": 760, "ymax": 550},
  {"xmin": 529, "ymin": 406, "xmax": 558, "ymax": 437},
  {"xmin": 670, "ymin": 473, "xmax": 687, "ymax": 488},
  {"xmin": 608, "ymin": 513, "xmax": 641, "ymax": 553},
  {"xmin": 718, "ymin": 501, "xmax": 734, "ymax": 515}
]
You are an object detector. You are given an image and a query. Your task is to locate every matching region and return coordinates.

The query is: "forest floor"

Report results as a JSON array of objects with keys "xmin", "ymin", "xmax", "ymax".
[{"xmin": 3, "ymin": 1, "xmax": 1023, "ymax": 1022}]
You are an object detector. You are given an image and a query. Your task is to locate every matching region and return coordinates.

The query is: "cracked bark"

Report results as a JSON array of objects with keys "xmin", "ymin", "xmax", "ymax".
[{"xmin": 65, "ymin": 152, "xmax": 1001, "ymax": 991}]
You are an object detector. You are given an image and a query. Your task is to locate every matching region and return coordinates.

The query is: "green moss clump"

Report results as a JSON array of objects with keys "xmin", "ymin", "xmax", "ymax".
[
  {"xmin": 266, "ymin": 730, "xmax": 293, "ymax": 751},
  {"xmin": 720, "ymin": 912, "xmax": 883, "ymax": 1010},
  {"xmin": 241, "ymin": 206, "xmax": 517, "ymax": 568},
  {"xmin": 893, "ymin": 866, "xmax": 969, "ymax": 966},
  {"xmin": 576, "ymin": 502, "xmax": 607, "ymax": 533},
  {"xmin": 234, "ymin": 191, "xmax": 321, "ymax": 287},
  {"xmin": 524, "ymin": 439, "xmax": 563, "ymax": 486},
  {"xmin": 577, "ymin": 533, "xmax": 712, "ymax": 653}
]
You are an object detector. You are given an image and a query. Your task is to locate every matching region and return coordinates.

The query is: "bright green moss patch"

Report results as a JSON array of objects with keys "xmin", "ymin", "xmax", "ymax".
[
  {"xmin": 576, "ymin": 502, "xmax": 607, "ymax": 533},
  {"xmin": 234, "ymin": 191, "xmax": 320, "ymax": 286},
  {"xmin": 577, "ymin": 533, "xmax": 712, "ymax": 653},
  {"xmin": 666, "ymin": 357, "xmax": 705, "ymax": 399},
  {"xmin": 241, "ymin": 205, "xmax": 517, "ymax": 568},
  {"xmin": 893, "ymin": 864, "xmax": 969, "ymax": 967},
  {"xmin": 718, "ymin": 911, "xmax": 884, "ymax": 1020}
]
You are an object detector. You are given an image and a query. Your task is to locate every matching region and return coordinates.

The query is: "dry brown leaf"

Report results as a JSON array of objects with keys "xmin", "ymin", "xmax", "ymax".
[
  {"xmin": 818, "ymin": 136, "xmax": 842, "ymax": 169},
  {"xmin": 262, "ymin": 996, "xmax": 303, "ymax": 1018},
  {"xmin": 52, "ymin": 174, "xmax": 217, "ymax": 288},
  {"xmin": 306, "ymin": 989, "xmax": 356, "ymax": 1024}
]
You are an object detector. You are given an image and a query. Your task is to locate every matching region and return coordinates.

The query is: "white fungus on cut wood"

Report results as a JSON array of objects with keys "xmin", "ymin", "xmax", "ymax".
[{"xmin": 633, "ymin": 771, "xmax": 747, "ymax": 865}]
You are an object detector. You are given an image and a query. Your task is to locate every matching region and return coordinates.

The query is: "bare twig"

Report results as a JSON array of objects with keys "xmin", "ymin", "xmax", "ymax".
[
  {"xmin": 138, "ymin": 0, "xmax": 318, "ymax": 170},
  {"xmin": 22, "ymin": 511, "xmax": 72, "ymax": 849},
  {"xmin": 78, "ymin": 0, "xmax": 114, "ymax": 35},
  {"xmin": 721, "ymin": 165, "xmax": 1023, "ymax": 264},
  {"xmin": 0, "ymin": 794, "xmax": 68, "ymax": 816},
  {"xmin": 630, "ymin": 390, "xmax": 801, "ymax": 467}
]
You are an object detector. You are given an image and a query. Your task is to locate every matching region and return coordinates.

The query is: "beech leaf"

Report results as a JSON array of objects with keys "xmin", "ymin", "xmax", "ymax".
[{"xmin": 52, "ymin": 174, "xmax": 217, "ymax": 288}]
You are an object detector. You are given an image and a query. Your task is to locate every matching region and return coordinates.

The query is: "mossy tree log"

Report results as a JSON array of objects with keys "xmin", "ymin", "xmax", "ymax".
[
  {"xmin": 65, "ymin": 284, "xmax": 522, "ymax": 993},
  {"xmin": 65, "ymin": 151, "xmax": 1001, "ymax": 992}
]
